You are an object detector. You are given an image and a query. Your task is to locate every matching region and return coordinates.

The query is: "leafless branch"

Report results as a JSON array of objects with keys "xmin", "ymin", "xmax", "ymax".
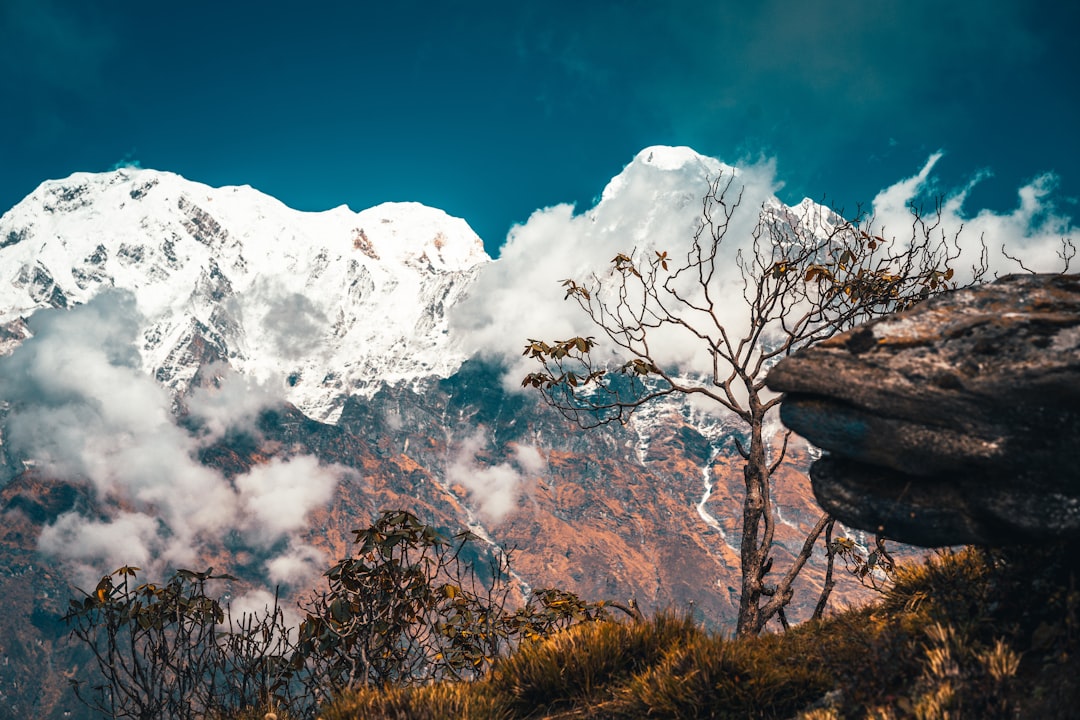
[{"xmin": 523, "ymin": 174, "xmax": 986, "ymax": 635}]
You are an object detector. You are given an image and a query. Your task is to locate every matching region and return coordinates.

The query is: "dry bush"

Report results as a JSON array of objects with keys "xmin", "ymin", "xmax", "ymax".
[{"xmin": 319, "ymin": 544, "xmax": 1080, "ymax": 719}]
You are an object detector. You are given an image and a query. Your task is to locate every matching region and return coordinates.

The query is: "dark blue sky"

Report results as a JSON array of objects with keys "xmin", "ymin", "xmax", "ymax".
[{"xmin": 3, "ymin": 0, "xmax": 1077, "ymax": 256}]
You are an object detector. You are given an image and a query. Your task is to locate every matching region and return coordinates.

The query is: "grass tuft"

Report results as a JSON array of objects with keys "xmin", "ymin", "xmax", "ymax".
[
  {"xmin": 610, "ymin": 630, "xmax": 830, "ymax": 719},
  {"xmin": 301, "ymin": 542, "xmax": 1080, "ymax": 719},
  {"xmin": 319, "ymin": 681, "xmax": 504, "ymax": 720},
  {"xmin": 488, "ymin": 612, "xmax": 701, "ymax": 715}
]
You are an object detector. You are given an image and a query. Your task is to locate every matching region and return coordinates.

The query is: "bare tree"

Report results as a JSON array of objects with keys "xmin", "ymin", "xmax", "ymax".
[{"xmin": 523, "ymin": 175, "xmax": 983, "ymax": 635}]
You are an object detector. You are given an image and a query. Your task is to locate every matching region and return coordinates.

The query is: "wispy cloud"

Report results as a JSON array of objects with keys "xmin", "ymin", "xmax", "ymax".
[
  {"xmin": 248, "ymin": 278, "xmax": 331, "ymax": 361},
  {"xmin": 185, "ymin": 363, "xmax": 278, "ymax": 445},
  {"xmin": 235, "ymin": 457, "xmax": 339, "ymax": 549},
  {"xmin": 869, "ymin": 154, "xmax": 1077, "ymax": 277},
  {"xmin": 446, "ymin": 429, "xmax": 546, "ymax": 524},
  {"xmin": 2, "ymin": 290, "xmax": 346, "ymax": 590}
]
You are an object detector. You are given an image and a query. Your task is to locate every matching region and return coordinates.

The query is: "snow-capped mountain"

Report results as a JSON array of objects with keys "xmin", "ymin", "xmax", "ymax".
[
  {"xmin": 0, "ymin": 148, "xmax": 874, "ymax": 719},
  {"xmin": 0, "ymin": 169, "xmax": 488, "ymax": 422},
  {"xmin": 0, "ymin": 146, "xmax": 843, "ymax": 423}
]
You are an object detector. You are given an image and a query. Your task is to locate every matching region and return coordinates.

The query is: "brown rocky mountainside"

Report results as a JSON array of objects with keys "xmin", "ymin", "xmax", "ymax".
[{"xmin": 0, "ymin": 358, "xmax": 882, "ymax": 719}]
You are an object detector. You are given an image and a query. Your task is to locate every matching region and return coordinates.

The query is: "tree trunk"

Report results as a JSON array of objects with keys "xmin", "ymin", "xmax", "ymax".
[{"xmin": 736, "ymin": 422, "xmax": 768, "ymax": 637}]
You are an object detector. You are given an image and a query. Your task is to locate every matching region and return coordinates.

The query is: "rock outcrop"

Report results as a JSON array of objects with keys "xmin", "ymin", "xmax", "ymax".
[{"xmin": 767, "ymin": 273, "xmax": 1080, "ymax": 547}]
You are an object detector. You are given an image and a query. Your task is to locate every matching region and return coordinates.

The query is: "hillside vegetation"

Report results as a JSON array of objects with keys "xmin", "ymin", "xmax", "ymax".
[
  {"xmin": 321, "ymin": 543, "xmax": 1080, "ymax": 719},
  {"xmin": 67, "ymin": 514, "xmax": 1080, "ymax": 719}
]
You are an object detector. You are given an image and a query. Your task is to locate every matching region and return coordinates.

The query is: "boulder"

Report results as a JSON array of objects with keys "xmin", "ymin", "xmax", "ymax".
[{"xmin": 766, "ymin": 273, "xmax": 1080, "ymax": 546}]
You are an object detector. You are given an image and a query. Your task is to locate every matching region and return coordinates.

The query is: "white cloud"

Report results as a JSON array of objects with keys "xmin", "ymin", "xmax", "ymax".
[
  {"xmin": 383, "ymin": 409, "xmax": 404, "ymax": 431},
  {"xmin": 235, "ymin": 456, "xmax": 342, "ymax": 548},
  {"xmin": 38, "ymin": 511, "xmax": 163, "ymax": 589},
  {"xmin": 869, "ymin": 155, "xmax": 1076, "ymax": 279},
  {"xmin": 225, "ymin": 587, "xmax": 305, "ymax": 630},
  {"xmin": 513, "ymin": 444, "xmax": 547, "ymax": 475},
  {"xmin": 446, "ymin": 430, "xmax": 544, "ymax": 524},
  {"xmin": 264, "ymin": 541, "xmax": 327, "ymax": 589},
  {"xmin": 450, "ymin": 147, "xmax": 1077, "ymax": 394},
  {"xmin": 185, "ymin": 362, "xmax": 278, "ymax": 444},
  {"xmin": 259, "ymin": 287, "xmax": 330, "ymax": 360},
  {"xmin": 869, "ymin": 151, "xmax": 944, "ymax": 216},
  {"xmin": 232, "ymin": 277, "xmax": 332, "ymax": 370},
  {"xmin": 0, "ymin": 290, "xmax": 340, "ymax": 591}
]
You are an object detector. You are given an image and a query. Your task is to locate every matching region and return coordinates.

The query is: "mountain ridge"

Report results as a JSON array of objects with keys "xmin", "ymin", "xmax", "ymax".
[
  {"xmin": 0, "ymin": 148, "xmax": 874, "ymax": 719},
  {"xmin": 0, "ymin": 167, "xmax": 490, "ymax": 422}
]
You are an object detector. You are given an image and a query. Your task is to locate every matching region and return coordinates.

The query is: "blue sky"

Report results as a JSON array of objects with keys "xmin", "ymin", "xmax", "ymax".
[{"xmin": 2, "ymin": 0, "xmax": 1077, "ymax": 256}]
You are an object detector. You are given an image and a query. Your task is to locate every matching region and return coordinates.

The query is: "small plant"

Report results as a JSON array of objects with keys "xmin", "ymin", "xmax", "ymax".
[
  {"xmin": 296, "ymin": 510, "xmax": 618, "ymax": 701},
  {"xmin": 64, "ymin": 565, "xmax": 298, "ymax": 719},
  {"xmin": 65, "ymin": 510, "xmax": 616, "ymax": 719},
  {"xmin": 294, "ymin": 509, "xmax": 519, "ymax": 698},
  {"xmin": 490, "ymin": 612, "xmax": 700, "ymax": 715}
]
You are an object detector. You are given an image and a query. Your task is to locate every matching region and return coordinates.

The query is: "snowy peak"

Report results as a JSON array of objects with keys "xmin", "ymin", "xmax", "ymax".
[
  {"xmin": 1, "ymin": 169, "xmax": 486, "ymax": 282},
  {"xmin": 635, "ymin": 145, "xmax": 730, "ymax": 173},
  {"xmin": 351, "ymin": 201, "xmax": 488, "ymax": 272},
  {"xmin": 0, "ymin": 150, "xmax": 842, "ymax": 426},
  {"xmin": 595, "ymin": 146, "xmax": 841, "ymax": 245},
  {"xmin": 598, "ymin": 145, "xmax": 738, "ymax": 208},
  {"xmin": 0, "ymin": 169, "xmax": 490, "ymax": 422}
]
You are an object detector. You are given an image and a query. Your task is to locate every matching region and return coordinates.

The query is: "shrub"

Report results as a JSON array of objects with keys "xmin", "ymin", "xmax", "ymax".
[
  {"xmin": 65, "ymin": 510, "xmax": 614, "ymax": 719},
  {"xmin": 64, "ymin": 566, "xmax": 299, "ymax": 720}
]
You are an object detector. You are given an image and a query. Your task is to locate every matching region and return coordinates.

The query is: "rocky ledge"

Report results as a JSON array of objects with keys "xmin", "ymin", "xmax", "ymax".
[{"xmin": 767, "ymin": 274, "xmax": 1080, "ymax": 547}]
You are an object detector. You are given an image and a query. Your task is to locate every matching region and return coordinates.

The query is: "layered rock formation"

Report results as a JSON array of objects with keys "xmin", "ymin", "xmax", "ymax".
[{"xmin": 767, "ymin": 273, "xmax": 1080, "ymax": 547}]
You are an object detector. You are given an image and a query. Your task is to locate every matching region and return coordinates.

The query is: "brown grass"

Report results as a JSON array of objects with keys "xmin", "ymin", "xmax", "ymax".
[{"xmin": 307, "ymin": 543, "xmax": 1080, "ymax": 719}]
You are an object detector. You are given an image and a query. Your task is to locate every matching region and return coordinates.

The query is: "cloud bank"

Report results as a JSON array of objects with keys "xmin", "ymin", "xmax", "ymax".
[
  {"xmin": 451, "ymin": 147, "xmax": 781, "ymax": 384},
  {"xmin": 451, "ymin": 147, "xmax": 1077, "ymax": 389},
  {"xmin": 0, "ymin": 290, "xmax": 344, "ymax": 590}
]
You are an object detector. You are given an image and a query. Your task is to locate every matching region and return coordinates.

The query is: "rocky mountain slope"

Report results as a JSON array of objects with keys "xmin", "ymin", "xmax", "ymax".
[{"xmin": 0, "ymin": 148, "xmax": 872, "ymax": 718}]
